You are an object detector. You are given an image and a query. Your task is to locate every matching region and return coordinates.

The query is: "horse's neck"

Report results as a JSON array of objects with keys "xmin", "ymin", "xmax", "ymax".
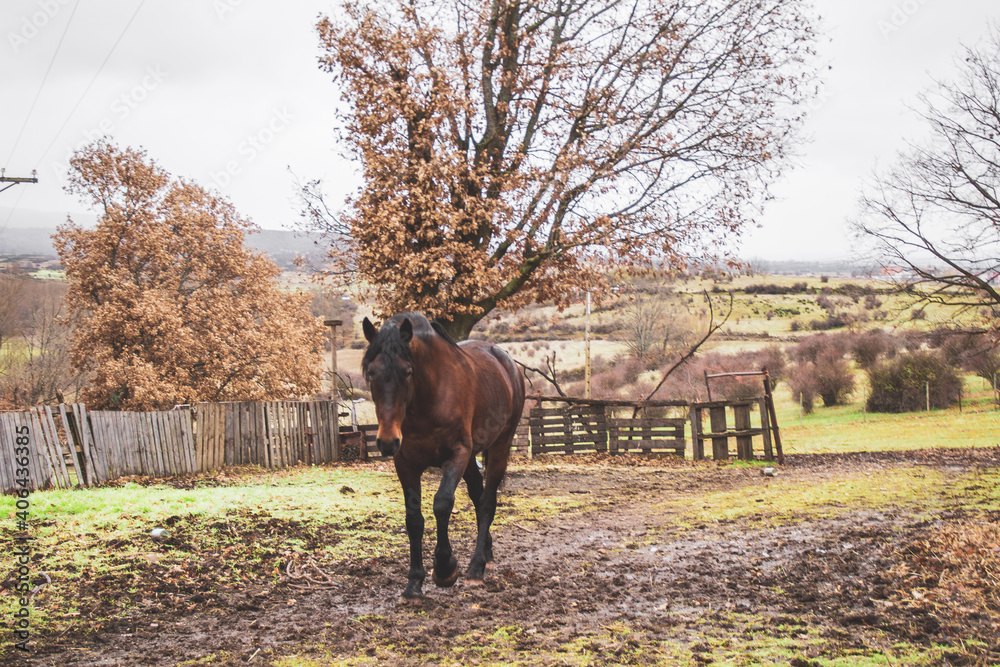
[{"xmin": 410, "ymin": 336, "xmax": 465, "ymax": 401}]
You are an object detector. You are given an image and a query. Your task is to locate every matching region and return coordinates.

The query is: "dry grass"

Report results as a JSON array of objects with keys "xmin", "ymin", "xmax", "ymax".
[{"xmin": 889, "ymin": 514, "xmax": 1000, "ymax": 663}]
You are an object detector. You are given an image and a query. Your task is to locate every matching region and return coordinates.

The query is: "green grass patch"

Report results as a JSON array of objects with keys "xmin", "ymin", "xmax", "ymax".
[
  {"xmin": 774, "ymin": 381, "xmax": 1000, "ymax": 455},
  {"xmin": 663, "ymin": 467, "xmax": 950, "ymax": 531}
]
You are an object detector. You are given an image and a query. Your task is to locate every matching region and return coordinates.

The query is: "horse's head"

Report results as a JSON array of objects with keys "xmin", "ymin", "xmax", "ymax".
[{"xmin": 361, "ymin": 316, "xmax": 415, "ymax": 457}]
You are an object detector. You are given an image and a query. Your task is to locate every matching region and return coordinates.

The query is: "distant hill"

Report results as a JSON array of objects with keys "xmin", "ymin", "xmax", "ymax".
[
  {"xmin": 0, "ymin": 225, "xmax": 327, "ymax": 270},
  {"xmin": 0, "ymin": 226, "xmax": 60, "ymax": 257}
]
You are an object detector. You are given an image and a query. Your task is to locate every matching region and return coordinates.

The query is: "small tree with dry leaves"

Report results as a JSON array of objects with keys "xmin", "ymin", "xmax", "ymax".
[
  {"xmin": 306, "ymin": 0, "xmax": 817, "ymax": 339},
  {"xmin": 55, "ymin": 140, "xmax": 325, "ymax": 410}
]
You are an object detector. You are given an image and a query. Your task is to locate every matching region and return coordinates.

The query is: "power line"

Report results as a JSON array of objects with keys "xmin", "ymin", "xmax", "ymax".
[
  {"xmin": 35, "ymin": 0, "xmax": 149, "ymax": 169},
  {"xmin": 4, "ymin": 0, "xmax": 81, "ymax": 169}
]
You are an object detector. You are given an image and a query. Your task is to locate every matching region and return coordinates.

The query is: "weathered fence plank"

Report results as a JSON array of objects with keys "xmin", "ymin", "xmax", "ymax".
[
  {"xmin": 0, "ymin": 415, "xmax": 16, "ymax": 492},
  {"xmin": 59, "ymin": 404, "xmax": 84, "ymax": 487},
  {"xmin": 734, "ymin": 404, "xmax": 753, "ymax": 461},
  {"xmin": 529, "ymin": 404, "xmax": 608, "ymax": 456}
]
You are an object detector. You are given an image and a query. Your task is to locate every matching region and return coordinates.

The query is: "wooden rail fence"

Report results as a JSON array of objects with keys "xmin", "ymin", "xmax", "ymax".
[
  {"xmin": 343, "ymin": 395, "xmax": 780, "ymax": 462},
  {"xmin": 525, "ymin": 398, "xmax": 692, "ymax": 458},
  {"xmin": 0, "ymin": 401, "xmax": 341, "ymax": 494},
  {"xmin": 2, "ymin": 394, "xmax": 782, "ymax": 494},
  {"xmin": 689, "ymin": 399, "xmax": 778, "ymax": 462}
]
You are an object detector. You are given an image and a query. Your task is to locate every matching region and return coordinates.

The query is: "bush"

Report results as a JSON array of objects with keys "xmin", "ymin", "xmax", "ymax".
[
  {"xmin": 792, "ymin": 333, "xmax": 850, "ymax": 365},
  {"xmin": 809, "ymin": 315, "xmax": 847, "ymax": 330},
  {"xmin": 589, "ymin": 358, "xmax": 646, "ymax": 398},
  {"xmin": 965, "ymin": 345, "xmax": 1000, "ymax": 384},
  {"xmin": 850, "ymin": 330, "xmax": 903, "ymax": 370},
  {"xmin": 743, "ymin": 282, "xmax": 809, "ymax": 295},
  {"xmin": 786, "ymin": 364, "xmax": 818, "ymax": 414},
  {"xmin": 815, "ymin": 294, "xmax": 834, "ymax": 313},
  {"xmin": 813, "ymin": 353, "xmax": 856, "ymax": 407},
  {"xmin": 866, "ymin": 350, "xmax": 963, "ymax": 413},
  {"xmin": 785, "ymin": 333, "xmax": 856, "ymax": 409},
  {"xmin": 752, "ymin": 344, "xmax": 788, "ymax": 389}
]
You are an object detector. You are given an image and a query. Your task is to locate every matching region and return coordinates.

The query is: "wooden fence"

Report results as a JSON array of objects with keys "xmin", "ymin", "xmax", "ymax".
[
  {"xmin": 346, "ymin": 419, "xmax": 531, "ymax": 461},
  {"xmin": 0, "ymin": 401, "xmax": 341, "ymax": 494},
  {"xmin": 2, "ymin": 394, "xmax": 782, "ymax": 494},
  {"xmin": 689, "ymin": 399, "xmax": 780, "ymax": 462},
  {"xmin": 339, "ymin": 398, "xmax": 691, "ymax": 460},
  {"xmin": 525, "ymin": 398, "xmax": 691, "ymax": 458},
  {"xmin": 343, "ymin": 395, "xmax": 779, "ymax": 462}
]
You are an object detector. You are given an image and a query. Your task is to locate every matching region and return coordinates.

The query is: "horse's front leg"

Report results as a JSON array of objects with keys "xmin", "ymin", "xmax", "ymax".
[
  {"xmin": 431, "ymin": 449, "xmax": 471, "ymax": 588},
  {"xmin": 395, "ymin": 464, "xmax": 425, "ymax": 600}
]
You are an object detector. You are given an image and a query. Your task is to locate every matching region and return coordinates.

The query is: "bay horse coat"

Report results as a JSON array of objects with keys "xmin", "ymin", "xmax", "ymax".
[{"xmin": 362, "ymin": 313, "xmax": 526, "ymax": 599}]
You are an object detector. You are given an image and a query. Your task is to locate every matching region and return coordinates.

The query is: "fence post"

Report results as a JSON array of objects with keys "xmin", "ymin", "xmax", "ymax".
[
  {"xmin": 762, "ymin": 373, "xmax": 784, "ymax": 465},
  {"xmin": 709, "ymin": 405, "xmax": 728, "ymax": 461},
  {"xmin": 689, "ymin": 406, "xmax": 703, "ymax": 460},
  {"xmin": 734, "ymin": 403, "xmax": 752, "ymax": 461}
]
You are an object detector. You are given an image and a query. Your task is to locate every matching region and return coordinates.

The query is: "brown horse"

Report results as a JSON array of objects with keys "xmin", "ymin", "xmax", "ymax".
[{"xmin": 362, "ymin": 313, "xmax": 526, "ymax": 600}]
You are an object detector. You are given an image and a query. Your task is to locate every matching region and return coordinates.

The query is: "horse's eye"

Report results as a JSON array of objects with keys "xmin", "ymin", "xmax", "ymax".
[{"xmin": 404, "ymin": 367, "xmax": 414, "ymax": 378}]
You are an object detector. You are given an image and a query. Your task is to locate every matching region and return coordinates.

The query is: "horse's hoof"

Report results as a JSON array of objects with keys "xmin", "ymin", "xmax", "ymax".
[
  {"xmin": 463, "ymin": 577, "xmax": 485, "ymax": 588},
  {"xmin": 484, "ymin": 561, "xmax": 496, "ymax": 571},
  {"xmin": 432, "ymin": 567, "xmax": 460, "ymax": 588},
  {"xmin": 400, "ymin": 594, "xmax": 425, "ymax": 605}
]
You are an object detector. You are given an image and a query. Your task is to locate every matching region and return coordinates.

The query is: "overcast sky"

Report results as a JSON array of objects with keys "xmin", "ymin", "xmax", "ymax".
[{"xmin": 1, "ymin": 0, "xmax": 997, "ymax": 261}]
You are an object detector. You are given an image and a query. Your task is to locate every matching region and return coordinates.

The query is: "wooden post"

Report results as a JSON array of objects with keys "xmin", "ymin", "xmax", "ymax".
[
  {"xmin": 762, "ymin": 371, "xmax": 783, "ymax": 465},
  {"xmin": 734, "ymin": 403, "xmax": 752, "ymax": 461},
  {"xmin": 709, "ymin": 405, "xmax": 728, "ymax": 460},
  {"xmin": 324, "ymin": 319, "xmax": 343, "ymax": 465},
  {"xmin": 758, "ymin": 398, "xmax": 773, "ymax": 461},
  {"xmin": 585, "ymin": 292, "xmax": 592, "ymax": 400},
  {"xmin": 324, "ymin": 319, "xmax": 343, "ymax": 401}
]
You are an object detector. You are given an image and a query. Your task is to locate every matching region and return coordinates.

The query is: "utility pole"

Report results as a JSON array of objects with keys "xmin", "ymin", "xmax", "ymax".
[{"xmin": 0, "ymin": 169, "xmax": 39, "ymax": 194}]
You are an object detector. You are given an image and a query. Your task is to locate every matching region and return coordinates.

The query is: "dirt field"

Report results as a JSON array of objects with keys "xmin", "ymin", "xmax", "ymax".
[{"xmin": 8, "ymin": 448, "xmax": 1000, "ymax": 666}]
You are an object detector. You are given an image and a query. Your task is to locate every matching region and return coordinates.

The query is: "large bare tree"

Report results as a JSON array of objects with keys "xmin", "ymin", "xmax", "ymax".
[
  {"xmin": 855, "ymin": 25, "xmax": 1000, "ymax": 317},
  {"xmin": 306, "ymin": 0, "xmax": 817, "ymax": 339}
]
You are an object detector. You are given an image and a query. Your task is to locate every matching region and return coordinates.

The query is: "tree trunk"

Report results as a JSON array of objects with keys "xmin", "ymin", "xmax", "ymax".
[{"xmin": 435, "ymin": 311, "xmax": 484, "ymax": 342}]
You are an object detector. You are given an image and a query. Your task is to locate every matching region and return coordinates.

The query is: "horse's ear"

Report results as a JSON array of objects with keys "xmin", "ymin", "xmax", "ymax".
[
  {"xmin": 363, "ymin": 317, "xmax": 377, "ymax": 343},
  {"xmin": 399, "ymin": 318, "xmax": 413, "ymax": 344}
]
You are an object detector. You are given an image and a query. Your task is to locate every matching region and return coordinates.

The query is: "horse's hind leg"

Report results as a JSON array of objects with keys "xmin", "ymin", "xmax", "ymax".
[
  {"xmin": 466, "ymin": 446, "xmax": 509, "ymax": 584},
  {"xmin": 463, "ymin": 456, "xmax": 493, "ymax": 566}
]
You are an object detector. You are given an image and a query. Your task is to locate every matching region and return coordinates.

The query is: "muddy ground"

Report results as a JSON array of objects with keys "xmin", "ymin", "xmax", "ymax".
[{"xmin": 8, "ymin": 448, "xmax": 1000, "ymax": 666}]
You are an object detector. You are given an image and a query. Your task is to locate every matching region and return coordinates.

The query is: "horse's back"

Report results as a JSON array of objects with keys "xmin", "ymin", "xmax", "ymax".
[{"xmin": 459, "ymin": 340, "xmax": 525, "ymax": 447}]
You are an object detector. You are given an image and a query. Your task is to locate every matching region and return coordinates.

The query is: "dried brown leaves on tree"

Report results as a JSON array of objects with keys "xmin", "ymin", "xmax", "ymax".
[
  {"xmin": 55, "ymin": 140, "xmax": 324, "ymax": 410},
  {"xmin": 307, "ymin": 0, "xmax": 816, "ymax": 339}
]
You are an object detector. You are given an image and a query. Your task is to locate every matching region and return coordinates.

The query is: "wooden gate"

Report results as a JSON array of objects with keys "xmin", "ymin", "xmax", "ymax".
[
  {"xmin": 689, "ymin": 399, "xmax": 779, "ymax": 462},
  {"xmin": 529, "ymin": 404, "xmax": 609, "ymax": 456}
]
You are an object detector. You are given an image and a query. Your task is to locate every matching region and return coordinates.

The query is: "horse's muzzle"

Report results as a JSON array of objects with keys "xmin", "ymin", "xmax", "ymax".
[{"xmin": 376, "ymin": 437, "xmax": 401, "ymax": 457}]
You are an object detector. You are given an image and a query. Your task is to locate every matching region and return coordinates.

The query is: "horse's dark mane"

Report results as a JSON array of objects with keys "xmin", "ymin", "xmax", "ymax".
[
  {"xmin": 429, "ymin": 320, "xmax": 460, "ymax": 349},
  {"xmin": 363, "ymin": 313, "xmax": 459, "ymax": 375}
]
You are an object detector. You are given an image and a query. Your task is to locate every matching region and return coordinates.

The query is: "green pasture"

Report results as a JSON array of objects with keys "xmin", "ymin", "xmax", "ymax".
[
  {"xmin": 4, "ymin": 456, "xmax": 992, "ymax": 664},
  {"xmin": 776, "ymin": 376, "xmax": 1000, "ymax": 455}
]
